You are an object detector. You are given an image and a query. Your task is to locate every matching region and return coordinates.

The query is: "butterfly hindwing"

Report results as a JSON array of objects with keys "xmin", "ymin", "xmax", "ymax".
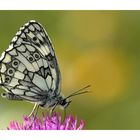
[{"xmin": 0, "ymin": 20, "xmax": 61, "ymax": 102}]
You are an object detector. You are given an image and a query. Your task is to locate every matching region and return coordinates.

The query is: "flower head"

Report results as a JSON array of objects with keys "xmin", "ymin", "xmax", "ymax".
[{"xmin": 8, "ymin": 112, "xmax": 84, "ymax": 130}]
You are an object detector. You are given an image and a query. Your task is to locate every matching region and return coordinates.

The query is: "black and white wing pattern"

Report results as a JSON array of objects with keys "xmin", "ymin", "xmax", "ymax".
[{"xmin": 0, "ymin": 20, "xmax": 61, "ymax": 103}]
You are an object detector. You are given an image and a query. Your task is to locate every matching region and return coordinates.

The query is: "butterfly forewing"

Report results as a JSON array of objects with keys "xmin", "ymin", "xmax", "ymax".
[{"xmin": 0, "ymin": 20, "xmax": 61, "ymax": 102}]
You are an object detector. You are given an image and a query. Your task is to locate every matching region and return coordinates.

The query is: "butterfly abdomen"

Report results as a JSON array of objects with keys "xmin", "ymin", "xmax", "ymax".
[{"xmin": 1, "ymin": 92, "xmax": 23, "ymax": 100}]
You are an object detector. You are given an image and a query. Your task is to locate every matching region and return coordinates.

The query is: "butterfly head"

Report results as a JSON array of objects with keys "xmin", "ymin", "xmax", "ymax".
[
  {"xmin": 58, "ymin": 85, "xmax": 91, "ymax": 109},
  {"xmin": 58, "ymin": 97, "xmax": 72, "ymax": 109}
]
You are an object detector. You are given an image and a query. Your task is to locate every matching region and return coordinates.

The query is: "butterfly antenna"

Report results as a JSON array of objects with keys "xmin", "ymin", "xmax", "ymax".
[{"xmin": 65, "ymin": 85, "xmax": 91, "ymax": 100}]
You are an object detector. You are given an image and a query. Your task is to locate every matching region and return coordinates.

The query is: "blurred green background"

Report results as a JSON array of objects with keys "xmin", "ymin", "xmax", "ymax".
[{"xmin": 0, "ymin": 11, "xmax": 139, "ymax": 129}]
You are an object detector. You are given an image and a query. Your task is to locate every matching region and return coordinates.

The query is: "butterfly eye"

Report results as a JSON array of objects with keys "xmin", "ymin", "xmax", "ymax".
[
  {"xmin": 27, "ymin": 55, "xmax": 34, "ymax": 63},
  {"xmin": 12, "ymin": 60, "xmax": 19, "ymax": 68},
  {"xmin": 33, "ymin": 53, "xmax": 40, "ymax": 60},
  {"xmin": 5, "ymin": 76, "xmax": 11, "ymax": 84},
  {"xmin": 7, "ymin": 68, "xmax": 15, "ymax": 76}
]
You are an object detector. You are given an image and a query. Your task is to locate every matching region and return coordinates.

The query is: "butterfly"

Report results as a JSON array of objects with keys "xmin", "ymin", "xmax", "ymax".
[{"xmin": 0, "ymin": 20, "xmax": 90, "ymax": 116}]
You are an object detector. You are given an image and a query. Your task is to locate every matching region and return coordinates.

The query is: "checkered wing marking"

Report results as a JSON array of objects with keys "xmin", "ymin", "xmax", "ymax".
[{"xmin": 0, "ymin": 20, "xmax": 61, "ymax": 102}]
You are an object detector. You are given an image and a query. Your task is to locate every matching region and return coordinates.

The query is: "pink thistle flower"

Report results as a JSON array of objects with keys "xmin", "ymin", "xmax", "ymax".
[{"xmin": 8, "ymin": 112, "xmax": 85, "ymax": 130}]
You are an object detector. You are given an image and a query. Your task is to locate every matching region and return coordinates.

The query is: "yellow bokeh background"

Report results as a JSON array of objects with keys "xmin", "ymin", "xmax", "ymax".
[{"xmin": 0, "ymin": 11, "xmax": 139, "ymax": 129}]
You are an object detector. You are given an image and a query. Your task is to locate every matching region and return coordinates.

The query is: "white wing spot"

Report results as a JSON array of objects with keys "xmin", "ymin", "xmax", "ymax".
[
  {"xmin": 9, "ymin": 78, "xmax": 19, "ymax": 87},
  {"xmin": 6, "ymin": 44, "xmax": 14, "ymax": 51},
  {"xmin": 16, "ymin": 31, "xmax": 21, "ymax": 36},
  {"xmin": 12, "ymin": 36, "xmax": 18, "ymax": 42},
  {"xmin": 28, "ymin": 32, "xmax": 35, "ymax": 39},
  {"xmin": 26, "ymin": 44, "xmax": 35, "ymax": 52},
  {"xmin": 25, "ymin": 22, "xmax": 29, "ymax": 26},
  {"xmin": 14, "ymin": 71, "xmax": 25, "ymax": 79},
  {"xmin": 32, "ymin": 74, "xmax": 48, "ymax": 91},
  {"xmin": 25, "ymin": 91, "xmax": 36, "ymax": 96},
  {"xmin": 20, "ymin": 33, "xmax": 26, "ymax": 38},
  {"xmin": 34, "ymin": 23, "xmax": 41, "ymax": 31},
  {"xmin": 17, "ymin": 45, "xmax": 26, "ymax": 52},
  {"xmin": 1, "ymin": 63, "xmax": 7, "ymax": 73},
  {"xmin": 0, "ymin": 52, "xmax": 6, "ymax": 61},
  {"xmin": 2, "ymin": 54, "xmax": 11, "ymax": 63},
  {"xmin": 46, "ymin": 75, "xmax": 52, "ymax": 89},
  {"xmin": 20, "ymin": 26, "xmax": 25, "ymax": 30},
  {"xmin": 29, "ymin": 25, "xmax": 35, "ymax": 31},
  {"xmin": 11, "ymin": 89, "xmax": 24, "ymax": 95},
  {"xmin": 17, "ymin": 63, "xmax": 26, "ymax": 72},
  {"xmin": 51, "ymin": 79, "xmax": 56, "ymax": 90},
  {"xmin": 30, "ymin": 20, "xmax": 36, "ymax": 23},
  {"xmin": 50, "ymin": 67, "xmax": 57, "ymax": 80},
  {"xmin": 8, "ymin": 49, "xmax": 17, "ymax": 56}
]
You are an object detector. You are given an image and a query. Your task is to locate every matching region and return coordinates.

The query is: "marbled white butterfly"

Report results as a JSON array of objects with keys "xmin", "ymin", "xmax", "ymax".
[{"xmin": 0, "ymin": 20, "xmax": 90, "ymax": 116}]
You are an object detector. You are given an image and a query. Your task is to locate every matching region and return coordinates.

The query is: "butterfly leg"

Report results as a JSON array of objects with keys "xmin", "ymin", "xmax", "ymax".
[
  {"xmin": 50, "ymin": 102, "xmax": 59, "ymax": 116},
  {"xmin": 28, "ymin": 103, "xmax": 39, "ymax": 118},
  {"xmin": 27, "ymin": 104, "xmax": 39, "ymax": 129},
  {"xmin": 34, "ymin": 104, "xmax": 39, "ymax": 118},
  {"xmin": 1, "ymin": 92, "xmax": 23, "ymax": 100}
]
